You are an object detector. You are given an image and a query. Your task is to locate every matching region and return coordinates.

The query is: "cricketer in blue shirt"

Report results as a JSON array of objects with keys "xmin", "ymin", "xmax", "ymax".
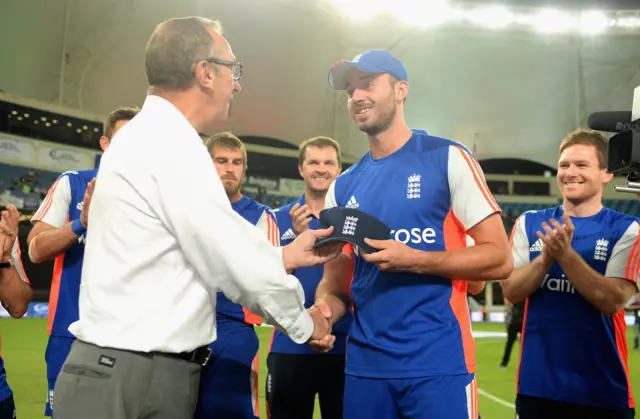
[
  {"xmin": 502, "ymin": 129, "xmax": 639, "ymax": 419},
  {"xmin": 194, "ymin": 132, "xmax": 279, "ymax": 419},
  {"xmin": 267, "ymin": 136, "xmax": 353, "ymax": 419},
  {"xmin": 27, "ymin": 107, "xmax": 138, "ymax": 417},
  {"xmin": 311, "ymin": 50, "xmax": 512, "ymax": 419}
]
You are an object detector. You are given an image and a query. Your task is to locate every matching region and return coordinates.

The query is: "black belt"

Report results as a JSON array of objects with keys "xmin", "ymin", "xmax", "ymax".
[{"xmin": 157, "ymin": 346, "xmax": 212, "ymax": 366}]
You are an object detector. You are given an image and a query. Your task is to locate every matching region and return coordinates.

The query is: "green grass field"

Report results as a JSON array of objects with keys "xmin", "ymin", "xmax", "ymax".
[{"xmin": 2, "ymin": 319, "xmax": 638, "ymax": 418}]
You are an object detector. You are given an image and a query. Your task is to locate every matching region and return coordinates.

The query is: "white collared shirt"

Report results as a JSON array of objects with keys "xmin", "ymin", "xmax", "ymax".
[{"xmin": 68, "ymin": 95, "xmax": 313, "ymax": 353}]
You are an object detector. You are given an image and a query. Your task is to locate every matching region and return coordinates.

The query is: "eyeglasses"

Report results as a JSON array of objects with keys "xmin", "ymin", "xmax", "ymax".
[{"xmin": 202, "ymin": 57, "xmax": 243, "ymax": 81}]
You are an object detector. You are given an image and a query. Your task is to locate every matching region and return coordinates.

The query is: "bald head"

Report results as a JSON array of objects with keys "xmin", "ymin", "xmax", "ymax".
[{"xmin": 145, "ymin": 16, "xmax": 224, "ymax": 91}]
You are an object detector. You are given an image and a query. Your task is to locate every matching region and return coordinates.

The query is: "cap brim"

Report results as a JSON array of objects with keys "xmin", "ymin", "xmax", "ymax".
[
  {"xmin": 328, "ymin": 61, "xmax": 384, "ymax": 91},
  {"xmin": 328, "ymin": 61, "xmax": 358, "ymax": 90},
  {"xmin": 314, "ymin": 236, "xmax": 377, "ymax": 254},
  {"xmin": 314, "ymin": 236, "xmax": 350, "ymax": 249}
]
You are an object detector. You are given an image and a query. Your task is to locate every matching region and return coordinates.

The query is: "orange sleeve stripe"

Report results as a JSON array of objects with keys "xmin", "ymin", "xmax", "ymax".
[
  {"xmin": 613, "ymin": 311, "xmax": 635, "ymax": 408},
  {"xmin": 509, "ymin": 217, "xmax": 521, "ymax": 249},
  {"xmin": 33, "ymin": 178, "xmax": 61, "ymax": 221},
  {"xmin": 13, "ymin": 239, "xmax": 29, "ymax": 284},
  {"xmin": 266, "ymin": 212, "xmax": 280, "ymax": 247},
  {"xmin": 47, "ymin": 253, "xmax": 64, "ymax": 335},
  {"xmin": 509, "ymin": 219, "xmax": 518, "ymax": 243},
  {"xmin": 444, "ymin": 209, "xmax": 476, "ymax": 373},
  {"xmin": 624, "ymin": 227, "xmax": 640, "ymax": 283},
  {"xmin": 454, "ymin": 146, "xmax": 500, "ymax": 213},
  {"xmin": 242, "ymin": 210, "xmax": 280, "ymax": 327},
  {"xmin": 630, "ymin": 239, "xmax": 640, "ymax": 284}
]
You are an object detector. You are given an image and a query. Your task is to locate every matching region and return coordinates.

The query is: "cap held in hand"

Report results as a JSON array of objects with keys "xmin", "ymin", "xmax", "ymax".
[{"xmin": 313, "ymin": 207, "xmax": 391, "ymax": 253}]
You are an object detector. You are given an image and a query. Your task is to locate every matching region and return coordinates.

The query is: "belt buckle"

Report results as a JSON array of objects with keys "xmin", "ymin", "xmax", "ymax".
[{"xmin": 201, "ymin": 348, "xmax": 212, "ymax": 366}]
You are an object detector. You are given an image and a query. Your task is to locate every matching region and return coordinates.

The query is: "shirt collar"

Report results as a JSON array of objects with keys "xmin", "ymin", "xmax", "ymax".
[
  {"xmin": 296, "ymin": 193, "xmax": 320, "ymax": 221},
  {"xmin": 142, "ymin": 94, "xmax": 200, "ymax": 139},
  {"xmin": 231, "ymin": 195, "xmax": 250, "ymax": 210}
]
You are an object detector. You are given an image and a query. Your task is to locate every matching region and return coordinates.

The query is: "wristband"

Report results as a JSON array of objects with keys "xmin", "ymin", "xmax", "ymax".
[
  {"xmin": 0, "ymin": 256, "xmax": 11, "ymax": 269},
  {"xmin": 71, "ymin": 218, "xmax": 87, "ymax": 237}
]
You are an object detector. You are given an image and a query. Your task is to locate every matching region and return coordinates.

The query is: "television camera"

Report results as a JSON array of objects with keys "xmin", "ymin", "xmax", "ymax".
[{"xmin": 588, "ymin": 86, "xmax": 640, "ymax": 194}]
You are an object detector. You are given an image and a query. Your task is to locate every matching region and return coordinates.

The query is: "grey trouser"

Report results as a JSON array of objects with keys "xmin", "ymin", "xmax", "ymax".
[{"xmin": 52, "ymin": 339, "xmax": 202, "ymax": 419}]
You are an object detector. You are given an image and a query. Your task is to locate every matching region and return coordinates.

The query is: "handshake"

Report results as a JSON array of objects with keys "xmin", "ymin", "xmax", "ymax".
[{"xmin": 305, "ymin": 298, "xmax": 336, "ymax": 352}]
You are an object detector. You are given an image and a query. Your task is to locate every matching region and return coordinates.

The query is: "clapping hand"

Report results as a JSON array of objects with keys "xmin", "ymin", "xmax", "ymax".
[
  {"xmin": 307, "ymin": 298, "xmax": 335, "ymax": 352},
  {"xmin": 537, "ymin": 213, "xmax": 574, "ymax": 262},
  {"xmin": 289, "ymin": 203, "xmax": 313, "ymax": 236},
  {"xmin": 80, "ymin": 178, "xmax": 96, "ymax": 228},
  {"xmin": 0, "ymin": 204, "xmax": 20, "ymax": 262}
]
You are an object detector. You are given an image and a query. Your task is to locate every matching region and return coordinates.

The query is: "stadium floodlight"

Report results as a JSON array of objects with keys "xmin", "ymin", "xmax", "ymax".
[
  {"xmin": 532, "ymin": 8, "xmax": 576, "ymax": 33},
  {"xmin": 615, "ymin": 16, "xmax": 640, "ymax": 28},
  {"xmin": 578, "ymin": 10, "xmax": 609, "ymax": 35},
  {"xmin": 466, "ymin": 5, "xmax": 515, "ymax": 29},
  {"xmin": 320, "ymin": 0, "xmax": 639, "ymax": 36},
  {"xmin": 391, "ymin": 0, "xmax": 455, "ymax": 28}
]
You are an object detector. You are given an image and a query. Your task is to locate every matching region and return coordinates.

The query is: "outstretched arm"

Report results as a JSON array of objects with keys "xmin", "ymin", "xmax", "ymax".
[{"xmin": 315, "ymin": 247, "xmax": 354, "ymax": 325}]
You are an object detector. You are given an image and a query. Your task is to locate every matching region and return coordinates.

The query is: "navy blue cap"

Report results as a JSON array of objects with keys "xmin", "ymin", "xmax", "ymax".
[
  {"xmin": 314, "ymin": 207, "xmax": 391, "ymax": 254},
  {"xmin": 328, "ymin": 50, "xmax": 408, "ymax": 91}
]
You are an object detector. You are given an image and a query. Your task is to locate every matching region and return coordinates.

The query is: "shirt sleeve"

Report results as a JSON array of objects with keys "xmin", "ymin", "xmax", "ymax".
[
  {"xmin": 154, "ymin": 140, "xmax": 313, "ymax": 344},
  {"xmin": 248, "ymin": 209, "xmax": 281, "ymax": 325},
  {"xmin": 448, "ymin": 145, "xmax": 501, "ymax": 231},
  {"xmin": 11, "ymin": 238, "xmax": 29, "ymax": 284},
  {"xmin": 325, "ymin": 180, "xmax": 338, "ymax": 209},
  {"xmin": 511, "ymin": 215, "xmax": 530, "ymax": 269},
  {"xmin": 30, "ymin": 175, "xmax": 71, "ymax": 228},
  {"xmin": 256, "ymin": 210, "xmax": 280, "ymax": 247},
  {"xmin": 605, "ymin": 221, "xmax": 640, "ymax": 288}
]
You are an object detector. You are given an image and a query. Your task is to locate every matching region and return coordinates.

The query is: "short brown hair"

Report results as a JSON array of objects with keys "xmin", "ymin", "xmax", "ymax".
[
  {"xmin": 204, "ymin": 131, "xmax": 247, "ymax": 168},
  {"xmin": 103, "ymin": 106, "xmax": 139, "ymax": 139},
  {"xmin": 298, "ymin": 136, "xmax": 342, "ymax": 167},
  {"xmin": 145, "ymin": 17, "xmax": 223, "ymax": 91},
  {"xmin": 559, "ymin": 128, "xmax": 609, "ymax": 169}
]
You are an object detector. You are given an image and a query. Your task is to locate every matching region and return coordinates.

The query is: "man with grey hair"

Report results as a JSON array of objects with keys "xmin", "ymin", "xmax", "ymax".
[{"xmin": 52, "ymin": 17, "xmax": 339, "ymax": 419}]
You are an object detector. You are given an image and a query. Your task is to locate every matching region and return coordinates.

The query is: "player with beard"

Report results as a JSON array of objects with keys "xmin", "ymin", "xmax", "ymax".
[
  {"xmin": 501, "ymin": 129, "xmax": 638, "ymax": 419},
  {"xmin": 311, "ymin": 50, "xmax": 511, "ymax": 419},
  {"xmin": 194, "ymin": 131, "xmax": 279, "ymax": 419},
  {"xmin": 266, "ymin": 136, "xmax": 352, "ymax": 419}
]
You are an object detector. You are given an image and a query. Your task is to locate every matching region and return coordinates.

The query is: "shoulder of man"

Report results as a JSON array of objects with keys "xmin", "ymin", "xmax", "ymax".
[
  {"xmin": 74, "ymin": 169, "xmax": 98, "ymax": 181},
  {"xmin": 602, "ymin": 208, "xmax": 640, "ymax": 243},
  {"xmin": 422, "ymin": 131, "xmax": 466, "ymax": 154},
  {"xmin": 604, "ymin": 207, "xmax": 639, "ymax": 227}
]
